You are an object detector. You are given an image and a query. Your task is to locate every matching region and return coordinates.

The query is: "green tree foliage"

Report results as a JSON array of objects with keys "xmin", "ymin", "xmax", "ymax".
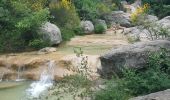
[
  {"xmin": 49, "ymin": 0, "xmax": 80, "ymax": 29},
  {"xmin": 0, "ymin": 0, "xmax": 49, "ymax": 52},
  {"xmin": 141, "ymin": 0, "xmax": 170, "ymax": 18},
  {"xmin": 72, "ymin": 0, "xmax": 111, "ymax": 20}
]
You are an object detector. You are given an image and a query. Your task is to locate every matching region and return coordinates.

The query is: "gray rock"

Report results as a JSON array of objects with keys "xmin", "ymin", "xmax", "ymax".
[
  {"xmin": 157, "ymin": 16, "xmax": 170, "ymax": 31},
  {"xmin": 123, "ymin": 27, "xmax": 150, "ymax": 41},
  {"xmin": 130, "ymin": 89, "xmax": 170, "ymax": 100},
  {"xmin": 38, "ymin": 47, "xmax": 57, "ymax": 54},
  {"xmin": 146, "ymin": 15, "xmax": 159, "ymax": 22},
  {"xmin": 40, "ymin": 22, "xmax": 62, "ymax": 45},
  {"xmin": 99, "ymin": 40, "xmax": 170, "ymax": 78},
  {"xmin": 104, "ymin": 11, "xmax": 131, "ymax": 27},
  {"xmin": 95, "ymin": 19, "xmax": 107, "ymax": 30},
  {"xmin": 80, "ymin": 20, "xmax": 94, "ymax": 34}
]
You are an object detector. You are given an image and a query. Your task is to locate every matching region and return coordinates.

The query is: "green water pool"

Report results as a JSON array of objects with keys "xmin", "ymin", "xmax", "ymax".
[{"xmin": 0, "ymin": 81, "xmax": 31, "ymax": 100}]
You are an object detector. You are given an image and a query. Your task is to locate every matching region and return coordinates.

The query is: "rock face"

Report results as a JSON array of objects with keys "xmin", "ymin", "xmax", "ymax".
[
  {"xmin": 130, "ymin": 89, "xmax": 170, "ymax": 100},
  {"xmin": 104, "ymin": 11, "xmax": 131, "ymax": 27},
  {"xmin": 99, "ymin": 40, "xmax": 170, "ymax": 78},
  {"xmin": 40, "ymin": 22, "xmax": 62, "ymax": 45},
  {"xmin": 80, "ymin": 20, "xmax": 94, "ymax": 34}
]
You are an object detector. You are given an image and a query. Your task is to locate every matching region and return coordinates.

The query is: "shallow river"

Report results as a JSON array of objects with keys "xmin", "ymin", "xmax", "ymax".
[{"xmin": 0, "ymin": 81, "xmax": 31, "ymax": 100}]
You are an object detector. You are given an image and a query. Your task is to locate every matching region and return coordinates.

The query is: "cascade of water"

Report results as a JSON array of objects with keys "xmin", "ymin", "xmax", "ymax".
[
  {"xmin": 16, "ymin": 66, "xmax": 25, "ymax": 82},
  {"xmin": 0, "ymin": 72, "xmax": 4, "ymax": 82},
  {"xmin": 26, "ymin": 60, "xmax": 55, "ymax": 98}
]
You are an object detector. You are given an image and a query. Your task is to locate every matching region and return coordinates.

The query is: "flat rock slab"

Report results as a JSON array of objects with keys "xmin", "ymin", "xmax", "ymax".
[{"xmin": 130, "ymin": 89, "xmax": 170, "ymax": 100}]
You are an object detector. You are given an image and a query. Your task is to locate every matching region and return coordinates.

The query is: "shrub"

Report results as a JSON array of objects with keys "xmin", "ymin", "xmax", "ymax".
[
  {"xmin": 131, "ymin": 3, "xmax": 150, "ymax": 23},
  {"xmin": 61, "ymin": 28, "xmax": 75, "ymax": 41},
  {"xmin": 95, "ymin": 49, "xmax": 170, "ymax": 99},
  {"xmin": 121, "ymin": 49, "xmax": 170, "ymax": 95},
  {"xmin": 94, "ymin": 24, "xmax": 106, "ymax": 34},
  {"xmin": 0, "ymin": 0, "xmax": 49, "ymax": 52},
  {"xmin": 49, "ymin": 0, "xmax": 80, "ymax": 30},
  {"xmin": 28, "ymin": 39, "xmax": 49, "ymax": 49},
  {"xmin": 73, "ymin": 27, "xmax": 84, "ymax": 36},
  {"xmin": 95, "ymin": 84, "xmax": 131, "ymax": 100}
]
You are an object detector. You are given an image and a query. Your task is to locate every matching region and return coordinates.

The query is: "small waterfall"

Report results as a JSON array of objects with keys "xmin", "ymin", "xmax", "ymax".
[
  {"xmin": 0, "ymin": 72, "xmax": 4, "ymax": 82},
  {"xmin": 26, "ymin": 60, "xmax": 55, "ymax": 98},
  {"xmin": 16, "ymin": 66, "xmax": 25, "ymax": 82}
]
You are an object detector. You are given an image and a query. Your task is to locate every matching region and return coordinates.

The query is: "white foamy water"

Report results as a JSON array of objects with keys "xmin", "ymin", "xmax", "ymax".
[
  {"xmin": 26, "ymin": 60, "xmax": 55, "ymax": 98},
  {"xmin": 0, "ymin": 72, "xmax": 4, "ymax": 82}
]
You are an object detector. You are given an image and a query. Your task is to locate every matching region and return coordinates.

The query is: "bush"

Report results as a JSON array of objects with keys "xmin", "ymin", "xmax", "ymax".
[
  {"xmin": 95, "ymin": 49, "xmax": 170, "ymax": 99},
  {"xmin": 0, "ymin": 0, "xmax": 49, "ymax": 52},
  {"xmin": 28, "ymin": 39, "xmax": 49, "ymax": 49},
  {"xmin": 121, "ymin": 49, "xmax": 170, "ymax": 95},
  {"xmin": 61, "ymin": 28, "xmax": 75, "ymax": 41},
  {"xmin": 49, "ymin": 0, "xmax": 80, "ymax": 30},
  {"xmin": 95, "ymin": 85, "xmax": 131, "ymax": 100},
  {"xmin": 94, "ymin": 24, "xmax": 106, "ymax": 34},
  {"xmin": 73, "ymin": 27, "xmax": 84, "ymax": 36}
]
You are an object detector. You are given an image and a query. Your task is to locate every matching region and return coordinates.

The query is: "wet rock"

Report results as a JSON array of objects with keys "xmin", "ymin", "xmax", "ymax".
[
  {"xmin": 40, "ymin": 22, "xmax": 62, "ymax": 45},
  {"xmin": 80, "ymin": 20, "xmax": 94, "ymax": 34},
  {"xmin": 38, "ymin": 47, "xmax": 57, "ymax": 54},
  {"xmin": 99, "ymin": 40, "xmax": 170, "ymax": 78},
  {"xmin": 130, "ymin": 89, "xmax": 170, "ymax": 100}
]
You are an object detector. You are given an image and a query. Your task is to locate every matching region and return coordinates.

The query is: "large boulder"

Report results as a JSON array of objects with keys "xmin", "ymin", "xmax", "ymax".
[
  {"xmin": 99, "ymin": 40, "xmax": 170, "ymax": 78},
  {"xmin": 104, "ymin": 11, "xmax": 131, "ymax": 27},
  {"xmin": 40, "ymin": 22, "xmax": 62, "ymax": 45},
  {"xmin": 80, "ymin": 20, "xmax": 94, "ymax": 34},
  {"xmin": 130, "ymin": 89, "xmax": 170, "ymax": 100}
]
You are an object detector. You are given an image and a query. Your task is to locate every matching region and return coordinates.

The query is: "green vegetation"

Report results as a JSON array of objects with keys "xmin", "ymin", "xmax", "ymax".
[
  {"xmin": 95, "ymin": 49, "xmax": 170, "ymax": 100},
  {"xmin": 0, "ymin": 0, "xmax": 169, "ymax": 52},
  {"xmin": 48, "ymin": 74, "xmax": 93, "ymax": 100},
  {"xmin": 142, "ymin": 0, "xmax": 170, "ymax": 18},
  {"xmin": 28, "ymin": 39, "xmax": 49, "ymax": 49},
  {"xmin": 61, "ymin": 28, "xmax": 75, "ymax": 41},
  {"xmin": 0, "ymin": 0, "xmax": 49, "ymax": 52},
  {"xmin": 94, "ymin": 24, "xmax": 106, "ymax": 34}
]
